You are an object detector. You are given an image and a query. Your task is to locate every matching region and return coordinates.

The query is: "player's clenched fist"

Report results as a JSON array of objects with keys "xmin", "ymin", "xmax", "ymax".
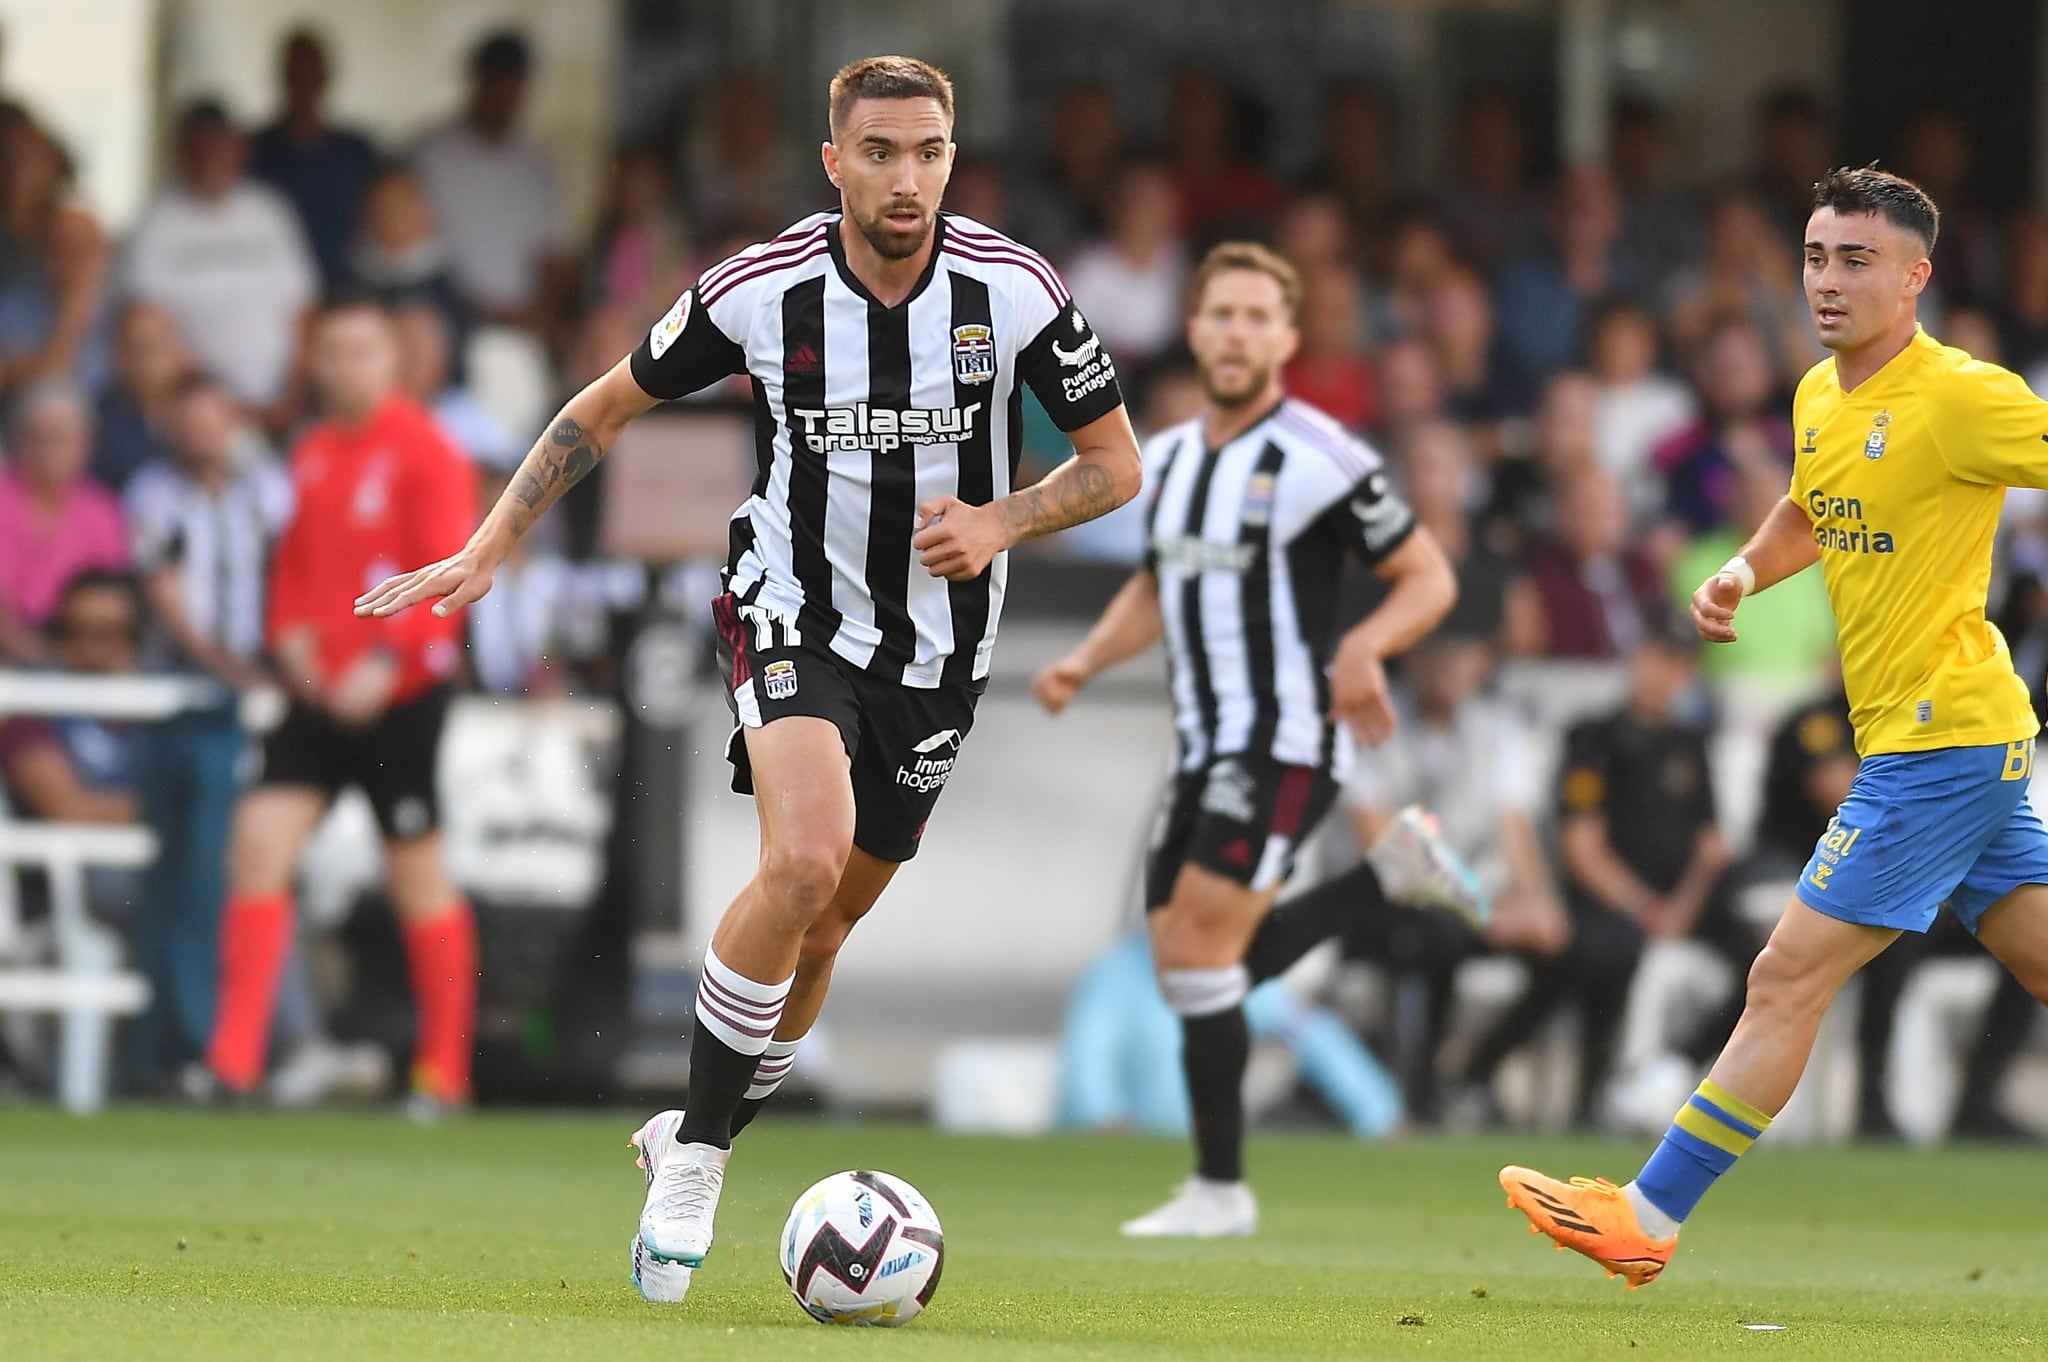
[
  {"xmin": 1691, "ymin": 571, "xmax": 1744, "ymax": 643},
  {"xmin": 1034, "ymin": 656, "xmax": 1088, "ymax": 715},
  {"xmin": 913, "ymin": 496, "xmax": 1006, "ymax": 582}
]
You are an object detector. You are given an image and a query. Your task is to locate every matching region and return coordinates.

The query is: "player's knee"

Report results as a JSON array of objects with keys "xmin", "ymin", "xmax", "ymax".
[
  {"xmin": 227, "ymin": 827, "xmax": 289, "ymax": 894},
  {"xmin": 1743, "ymin": 942, "xmax": 1834, "ymax": 1017},
  {"xmin": 1151, "ymin": 904, "xmax": 1231, "ymax": 971},
  {"xmin": 797, "ymin": 910, "xmax": 856, "ymax": 973},
  {"xmin": 760, "ymin": 840, "xmax": 849, "ymax": 915}
]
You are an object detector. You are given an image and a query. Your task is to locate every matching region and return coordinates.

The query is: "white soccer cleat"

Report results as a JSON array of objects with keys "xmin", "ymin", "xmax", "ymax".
[
  {"xmin": 1119, "ymin": 1178, "xmax": 1259, "ymax": 1238},
  {"xmin": 1370, "ymin": 804, "xmax": 1492, "ymax": 930},
  {"xmin": 630, "ymin": 1233, "xmax": 693, "ymax": 1302},
  {"xmin": 631, "ymin": 1109, "xmax": 729, "ymax": 1267}
]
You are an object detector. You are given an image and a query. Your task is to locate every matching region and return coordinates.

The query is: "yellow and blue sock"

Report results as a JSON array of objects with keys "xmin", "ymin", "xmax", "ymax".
[{"xmin": 1628, "ymin": 1079, "xmax": 1773, "ymax": 1234}]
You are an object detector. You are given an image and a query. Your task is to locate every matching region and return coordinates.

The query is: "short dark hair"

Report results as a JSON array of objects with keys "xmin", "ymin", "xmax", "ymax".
[
  {"xmin": 318, "ymin": 283, "xmax": 391, "ymax": 318},
  {"xmin": 53, "ymin": 569, "xmax": 143, "ymax": 635},
  {"xmin": 1812, "ymin": 164, "xmax": 1940, "ymax": 255},
  {"xmin": 1188, "ymin": 241, "xmax": 1301, "ymax": 321},
  {"xmin": 177, "ymin": 98, "xmax": 232, "ymax": 135},
  {"xmin": 828, "ymin": 55, "xmax": 954, "ymax": 137},
  {"xmin": 168, "ymin": 370, "xmax": 231, "ymax": 405},
  {"xmin": 470, "ymin": 28, "xmax": 530, "ymax": 82}
]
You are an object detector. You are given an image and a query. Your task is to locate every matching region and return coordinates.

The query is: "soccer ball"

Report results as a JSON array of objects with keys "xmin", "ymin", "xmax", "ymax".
[{"xmin": 779, "ymin": 1169, "xmax": 944, "ymax": 1326}]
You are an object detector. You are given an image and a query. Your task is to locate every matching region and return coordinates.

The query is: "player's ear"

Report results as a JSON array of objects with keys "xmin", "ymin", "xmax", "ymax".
[
  {"xmin": 1276, "ymin": 319, "xmax": 1301, "ymax": 368},
  {"xmin": 821, "ymin": 140, "xmax": 841, "ymax": 189},
  {"xmin": 1904, "ymin": 255, "xmax": 1932, "ymax": 297}
]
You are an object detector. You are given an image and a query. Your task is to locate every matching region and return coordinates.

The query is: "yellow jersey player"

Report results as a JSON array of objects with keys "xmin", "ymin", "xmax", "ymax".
[{"xmin": 1500, "ymin": 166, "xmax": 2048, "ymax": 1286}]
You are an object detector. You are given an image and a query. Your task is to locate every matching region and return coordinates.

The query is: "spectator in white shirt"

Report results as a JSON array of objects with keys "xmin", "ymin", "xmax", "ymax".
[
  {"xmin": 1586, "ymin": 297, "xmax": 1694, "ymax": 515},
  {"xmin": 410, "ymin": 30, "xmax": 571, "ymax": 337},
  {"xmin": 1063, "ymin": 161, "xmax": 1189, "ymax": 368},
  {"xmin": 122, "ymin": 101, "xmax": 318, "ymax": 433}
]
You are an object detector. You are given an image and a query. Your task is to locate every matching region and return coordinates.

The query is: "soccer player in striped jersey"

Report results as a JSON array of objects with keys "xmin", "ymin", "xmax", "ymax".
[
  {"xmin": 1036, "ymin": 243, "xmax": 1488, "ymax": 1237},
  {"xmin": 1503, "ymin": 168, "xmax": 2048, "ymax": 1288},
  {"xmin": 356, "ymin": 56, "xmax": 1141, "ymax": 1301}
]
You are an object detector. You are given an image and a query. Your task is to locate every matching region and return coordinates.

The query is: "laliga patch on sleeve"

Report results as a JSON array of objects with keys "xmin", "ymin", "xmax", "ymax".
[{"xmin": 650, "ymin": 292, "xmax": 692, "ymax": 360}]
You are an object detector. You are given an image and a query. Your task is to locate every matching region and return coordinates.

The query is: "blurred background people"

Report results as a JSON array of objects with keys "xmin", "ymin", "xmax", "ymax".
[
  {"xmin": 0, "ymin": 382, "xmax": 130, "ymax": 662},
  {"xmin": 411, "ymin": 30, "xmax": 570, "ymax": 337},
  {"xmin": 123, "ymin": 100, "xmax": 318, "ymax": 433}
]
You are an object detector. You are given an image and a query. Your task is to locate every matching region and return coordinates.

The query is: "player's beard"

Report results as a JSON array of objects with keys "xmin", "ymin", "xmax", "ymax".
[
  {"xmin": 852, "ymin": 198, "xmax": 935, "ymax": 261},
  {"xmin": 1202, "ymin": 358, "xmax": 1275, "ymax": 410}
]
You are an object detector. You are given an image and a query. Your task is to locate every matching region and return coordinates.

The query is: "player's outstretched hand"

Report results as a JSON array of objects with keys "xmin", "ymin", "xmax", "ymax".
[
  {"xmin": 354, "ymin": 548, "xmax": 496, "ymax": 620},
  {"xmin": 914, "ymin": 496, "xmax": 1004, "ymax": 582},
  {"xmin": 1329, "ymin": 639, "xmax": 1398, "ymax": 746},
  {"xmin": 1691, "ymin": 571, "xmax": 1743, "ymax": 643},
  {"xmin": 1034, "ymin": 656, "xmax": 1088, "ymax": 715}
]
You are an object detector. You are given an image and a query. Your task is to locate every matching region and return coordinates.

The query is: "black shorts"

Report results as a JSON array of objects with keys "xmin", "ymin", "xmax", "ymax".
[
  {"xmin": 256, "ymin": 685, "xmax": 450, "ymax": 840},
  {"xmin": 1144, "ymin": 753, "xmax": 1339, "ymax": 910},
  {"xmin": 712, "ymin": 593, "xmax": 983, "ymax": 863}
]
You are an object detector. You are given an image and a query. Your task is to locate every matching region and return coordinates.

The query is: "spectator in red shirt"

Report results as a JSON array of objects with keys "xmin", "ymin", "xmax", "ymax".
[
  {"xmin": 202, "ymin": 296, "xmax": 479, "ymax": 1112},
  {"xmin": 1164, "ymin": 69, "xmax": 1284, "ymax": 240},
  {"xmin": 1282, "ymin": 261, "xmax": 1377, "ymax": 432},
  {"xmin": 1525, "ymin": 463, "xmax": 1666, "ymax": 660}
]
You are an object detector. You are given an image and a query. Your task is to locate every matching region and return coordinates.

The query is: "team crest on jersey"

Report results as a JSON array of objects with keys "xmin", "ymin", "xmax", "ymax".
[
  {"xmin": 763, "ymin": 659, "xmax": 798, "ymax": 701},
  {"xmin": 1242, "ymin": 471, "xmax": 1276, "ymax": 526},
  {"xmin": 650, "ymin": 293, "xmax": 691, "ymax": 360},
  {"xmin": 1863, "ymin": 410, "xmax": 1890, "ymax": 460},
  {"xmin": 951, "ymin": 324, "xmax": 995, "ymax": 385}
]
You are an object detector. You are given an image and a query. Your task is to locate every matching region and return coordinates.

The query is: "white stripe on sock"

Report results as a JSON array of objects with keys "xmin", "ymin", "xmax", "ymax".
[
  {"xmin": 1160, "ymin": 965, "xmax": 1250, "ymax": 1017},
  {"xmin": 744, "ymin": 1036, "xmax": 803, "ymax": 1100},
  {"xmin": 694, "ymin": 947, "xmax": 793, "ymax": 1057}
]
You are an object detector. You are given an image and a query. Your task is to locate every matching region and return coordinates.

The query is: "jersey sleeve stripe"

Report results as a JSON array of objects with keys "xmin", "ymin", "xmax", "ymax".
[
  {"xmin": 1274, "ymin": 406, "xmax": 1375, "ymax": 479},
  {"xmin": 940, "ymin": 243, "xmax": 1069, "ymax": 306},
  {"xmin": 700, "ymin": 241, "xmax": 831, "ymax": 307},
  {"xmin": 943, "ymin": 237, "xmax": 1071, "ymax": 302},
  {"xmin": 698, "ymin": 222, "xmax": 831, "ymax": 299},
  {"xmin": 944, "ymin": 219, "xmax": 1064, "ymax": 276}
]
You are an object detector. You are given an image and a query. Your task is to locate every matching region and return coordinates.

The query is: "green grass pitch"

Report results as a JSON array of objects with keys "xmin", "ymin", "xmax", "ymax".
[{"xmin": 2, "ymin": 1109, "xmax": 2043, "ymax": 1360}]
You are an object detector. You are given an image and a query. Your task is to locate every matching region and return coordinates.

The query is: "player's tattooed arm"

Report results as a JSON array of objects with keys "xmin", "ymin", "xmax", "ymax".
[
  {"xmin": 992, "ymin": 407, "xmax": 1144, "ymax": 544},
  {"xmin": 505, "ymin": 416, "xmax": 606, "ymax": 539},
  {"xmin": 995, "ymin": 459, "xmax": 1122, "ymax": 543}
]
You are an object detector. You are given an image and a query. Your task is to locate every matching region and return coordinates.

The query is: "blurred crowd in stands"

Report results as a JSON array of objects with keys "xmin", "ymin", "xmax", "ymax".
[{"xmin": 0, "ymin": 26, "xmax": 2041, "ymax": 1132}]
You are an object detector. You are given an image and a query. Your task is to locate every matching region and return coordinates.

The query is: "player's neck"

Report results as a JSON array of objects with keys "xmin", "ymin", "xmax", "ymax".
[
  {"xmin": 1833, "ymin": 314, "xmax": 1920, "ymax": 393},
  {"xmin": 1201, "ymin": 387, "xmax": 1285, "ymax": 450},
  {"xmin": 836, "ymin": 216, "xmax": 934, "ymax": 309}
]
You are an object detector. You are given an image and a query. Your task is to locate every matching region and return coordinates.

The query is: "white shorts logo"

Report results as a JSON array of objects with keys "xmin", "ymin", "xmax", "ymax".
[
  {"xmin": 897, "ymin": 729, "xmax": 964, "ymax": 793},
  {"xmin": 389, "ymin": 796, "xmax": 431, "ymax": 839},
  {"xmin": 763, "ymin": 659, "xmax": 798, "ymax": 701}
]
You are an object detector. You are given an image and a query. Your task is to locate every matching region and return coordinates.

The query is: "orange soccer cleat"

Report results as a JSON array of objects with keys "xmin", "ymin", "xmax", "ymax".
[{"xmin": 1499, "ymin": 1165, "xmax": 1676, "ymax": 1288}]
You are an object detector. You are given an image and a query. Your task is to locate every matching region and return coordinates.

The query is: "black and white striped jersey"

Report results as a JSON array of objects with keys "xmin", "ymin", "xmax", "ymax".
[
  {"xmin": 1144, "ymin": 398, "xmax": 1416, "ymax": 774},
  {"xmin": 629, "ymin": 210, "xmax": 1124, "ymax": 687}
]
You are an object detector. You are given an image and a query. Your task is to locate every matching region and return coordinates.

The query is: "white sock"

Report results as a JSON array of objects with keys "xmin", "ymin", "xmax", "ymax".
[
  {"xmin": 745, "ymin": 1036, "xmax": 803, "ymax": 1100},
  {"xmin": 1624, "ymin": 1181, "xmax": 1682, "ymax": 1239},
  {"xmin": 694, "ymin": 946, "xmax": 792, "ymax": 1057}
]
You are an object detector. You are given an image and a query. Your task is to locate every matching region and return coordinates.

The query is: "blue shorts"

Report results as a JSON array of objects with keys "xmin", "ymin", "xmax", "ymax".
[{"xmin": 1796, "ymin": 738, "xmax": 2048, "ymax": 933}]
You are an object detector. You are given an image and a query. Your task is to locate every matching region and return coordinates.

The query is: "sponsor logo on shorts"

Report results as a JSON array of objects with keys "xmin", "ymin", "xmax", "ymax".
[
  {"xmin": 1807, "ymin": 815, "xmax": 1863, "ymax": 892},
  {"xmin": 390, "ymin": 796, "xmax": 430, "ymax": 840},
  {"xmin": 763, "ymin": 659, "xmax": 798, "ymax": 701},
  {"xmin": 897, "ymin": 729, "xmax": 963, "ymax": 793},
  {"xmin": 1200, "ymin": 760, "xmax": 1257, "ymax": 824}
]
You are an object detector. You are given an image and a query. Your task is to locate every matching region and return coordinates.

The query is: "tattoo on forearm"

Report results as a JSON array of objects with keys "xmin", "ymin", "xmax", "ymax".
[
  {"xmin": 997, "ymin": 460, "xmax": 1119, "ymax": 544},
  {"xmin": 507, "ymin": 417, "xmax": 606, "ymax": 537}
]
